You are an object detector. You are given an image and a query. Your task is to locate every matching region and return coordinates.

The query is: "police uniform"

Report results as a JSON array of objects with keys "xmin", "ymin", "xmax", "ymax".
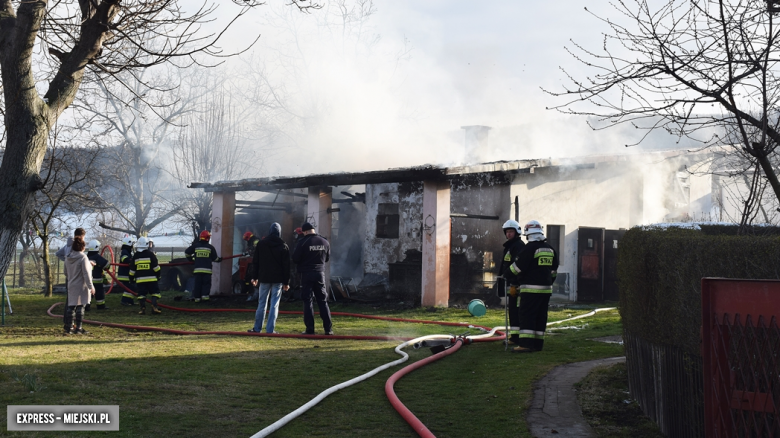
[
  {"xmin": 87, "ymin": 250, "xmax": 111, "ymax": 309},
  {"xmin": 292, "ymin": 230, "xmax": 332, "ymax": 334},
  {"xmin": 117, "ymin": 245, "xmax": 136, "ymax": 306},
  {"xmin": 129, "ymin": 249, "xmax": 162, "ymax": 314},
  {"xmin": 184, "ymin": 240, "xmax": 221, "ymax": 302},
  {"xmin": 510, "ymin": 240, "xmax": 559, "ymax": 351},
  {"xmin": 499, "ymin": 235, "xmax": 526, "ymax": 345}
]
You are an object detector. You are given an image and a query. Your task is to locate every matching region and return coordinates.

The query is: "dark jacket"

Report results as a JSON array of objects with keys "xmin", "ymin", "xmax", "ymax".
[
  {"xmin": 87, "ymin": 251, "xmax": 110, "ymax": 284},
  {"xmin": 116, "ymin": 245, "xmax": 133, "ymax": 282},
  {"xmin": 252, "ymin": 235, "xmax": 290, "ymax": 285},
  {"xmin": 185, "ymin": 240, "xmax": 221, "ymax": 274},
  {"xmin": 512, "ymin": 240, "xmax": 559, "ymax": 293},
  {"xmin": 292, "ymin": 233, "xmax": 330, "ymax": 273},
  {"xmin": 129, "ymin": 249, "xmax": 161, "ymax": 284},
  {"xmin": 498, "ymin": 236, "xmax": 525, "ymax": 285}
]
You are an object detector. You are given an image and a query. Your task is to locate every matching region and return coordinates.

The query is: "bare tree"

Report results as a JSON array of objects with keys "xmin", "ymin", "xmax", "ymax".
[
  {"xmin": 29, "ymin": 129, "xmax": 104, "ymax": 296},
  {"xmin": 550, "ymin": 1, "xmax": 780, "ymax": 209},
  {"xmin": 85, "ymin": 67, "xmax": 205, "ymax": 237},
  {"xmin": 0, "ymin": 0, "xmax": 318, "ymax": 284},
  {"xmin": 171, "ymin": 85, "xmax": 255, "ymax": 238}
]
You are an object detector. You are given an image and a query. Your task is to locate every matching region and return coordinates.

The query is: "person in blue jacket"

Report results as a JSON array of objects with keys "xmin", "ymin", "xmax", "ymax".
[{"xmin": 292, "ymin": 222, "xmax": 333, "ymax": 335}]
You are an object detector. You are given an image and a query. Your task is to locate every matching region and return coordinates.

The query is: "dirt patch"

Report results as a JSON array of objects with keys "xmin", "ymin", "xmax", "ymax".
[{"xmin": 576, "ymin": 362, "xmax": 664, "ymax": 438}]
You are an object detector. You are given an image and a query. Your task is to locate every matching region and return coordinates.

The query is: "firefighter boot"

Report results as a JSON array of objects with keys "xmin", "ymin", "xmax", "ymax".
[
  {"xmin": 152, "ymin": 305, "xmax": 162, "ymax": 315},
  {"xmin": 138, "ymin": 306, "xmax": 146, "ymax": 315}
]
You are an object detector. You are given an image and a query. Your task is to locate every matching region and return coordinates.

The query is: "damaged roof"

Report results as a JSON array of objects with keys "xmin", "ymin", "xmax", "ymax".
[{"xmin": 189, "ymin": 149, "xmax": 707, "ymax": 193}]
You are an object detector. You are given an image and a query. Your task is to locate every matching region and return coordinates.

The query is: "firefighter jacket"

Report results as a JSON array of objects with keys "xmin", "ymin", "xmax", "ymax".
[
  {"xmin": 292, "ymin": 233, "xmax": 330, "ymax": 273},
  {"xmin": 509, "ymin": 240, "xmax": 559, "ymax": 294},
  {"xmin": 251, "ymin": 235, "xmax": 290, "ymax": 285},
  {"xmin": 498, "ymin": 236, "xmax": 526, "ymax": 285},
  {"xmin": 116, "ymin": 245, "xmax": 133, "ymax": 282},
  {"xmin": 87, "ymin": 251, "xmax": 110, "ymax": 284},
  {"xmin": 185, "ymin": 240, "xmax": 221, "ymax": 274},
  {"xmin": 245, "ymin": 235, "xmax": 261, "ymax": 255},
  {"xmin": 129, "ymin": 249, "xmax": 161, "ymax": 284}
]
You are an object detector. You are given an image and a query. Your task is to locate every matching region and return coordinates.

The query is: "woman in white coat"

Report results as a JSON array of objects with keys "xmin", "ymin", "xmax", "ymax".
[{"xmin": 63, "ymin": 237, "xmax": 95, "ymax": 334}]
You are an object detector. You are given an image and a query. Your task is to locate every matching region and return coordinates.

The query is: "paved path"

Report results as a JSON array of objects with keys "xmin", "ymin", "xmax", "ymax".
[{"xmin": 527, "ymin": 356, "xmax": 626, "ymax": 438}]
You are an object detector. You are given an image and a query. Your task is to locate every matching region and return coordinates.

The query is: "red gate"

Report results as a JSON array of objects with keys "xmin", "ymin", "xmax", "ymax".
[{"xmin": 702, "ymin": 278, "xmax": 780, "ymax": 437}]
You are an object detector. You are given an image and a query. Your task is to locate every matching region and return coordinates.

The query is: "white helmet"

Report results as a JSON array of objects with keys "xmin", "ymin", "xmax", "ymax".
[
  {"xmin": 524, "ymin": 220, "xmax": 544, "ymax": 236},
  {"xmin": 136, "ymin": 237, "xmax": 150, "ymax": 250},
  {"xmin": 87, "ymin": 240, "xmax": 101, "ymax": 252},
  {"xmin": 502, "ymin": 220, "xmax": 522, "ymax": 234},
  {"xmin": 121, "ymin": 236, "xmax": 136, "ymax": 246}
]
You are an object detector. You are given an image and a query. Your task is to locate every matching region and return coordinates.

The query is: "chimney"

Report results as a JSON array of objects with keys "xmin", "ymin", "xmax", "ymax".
[{"xmin": 461, "ymin": 125, "xmax": 491, "ymax": 163}]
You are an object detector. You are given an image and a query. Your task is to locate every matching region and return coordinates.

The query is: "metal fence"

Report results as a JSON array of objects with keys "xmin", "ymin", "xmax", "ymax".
[
  {"xmin": 2, "ymin": 247, "xmax": 191, "ymax": 292},
  {"xmin": 624, "ymin": 330, "xmax": 705, "ymax": 437},
  {"xmin": 701, "ymin": 278, "xmax": 780, "ymax": 437}
]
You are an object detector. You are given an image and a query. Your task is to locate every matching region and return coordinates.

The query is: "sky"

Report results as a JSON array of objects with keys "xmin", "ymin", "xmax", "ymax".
[{"xmin": 189, "ymin": 1, "xmax": 685, "ymax": 178}]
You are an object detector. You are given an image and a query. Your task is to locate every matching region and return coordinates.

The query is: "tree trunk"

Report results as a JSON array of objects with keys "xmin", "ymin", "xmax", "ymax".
[
  {"xmin": 0, "ymin": 125, "xmax": 49, "ymax": 284},
  {"xmin": 41, "ymin": 237, "xmax": 52, "ymax": 297}
]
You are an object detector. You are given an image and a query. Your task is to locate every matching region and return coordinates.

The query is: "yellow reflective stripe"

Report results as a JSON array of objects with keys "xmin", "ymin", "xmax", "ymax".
[
  {"xmin": 503, "ymin": 253, "xmax": 511, "ymax": 261},
  {"xmin": 520, "ymin": 287, "xmax": 552, "ymax": 294},
  {"xmin": 122, "ymin": 292, "xmax": 134, "ymax": 298},
  {"xmin": 136, "ymin": 277, "xmax": 158, "ymax": 283},
  {"xmin": 153, "ymin": 266, "xmax": 160, "ymax": 272},
  {"xmin": 509, "ymin": 263, "xmax": 521, "ymax": 275},
  {"xmin": 117, "ymin": 276, "xmax": 130, "ymax": 281},
  {"xmin": 193, "ymin": 268, "xmax": 212, "ymax": 274}
]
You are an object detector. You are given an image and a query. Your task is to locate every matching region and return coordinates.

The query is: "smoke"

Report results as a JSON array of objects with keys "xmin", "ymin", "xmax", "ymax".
[{"xmin": 211, "ymin": 1, "xmax": 681, "ymax": 178}]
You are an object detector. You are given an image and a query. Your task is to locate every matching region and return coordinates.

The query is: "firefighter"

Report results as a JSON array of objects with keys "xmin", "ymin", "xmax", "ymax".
[
  {"xmin": 86, "ymin": 240, "xmax": 111, "ymax": 310},
  {"xmin": 509, "ymin": 220, "xmax": 559, "ymax": 353},
  {"xmin": 243, "ymin": 231, "xmax": 260, "ymax": 255},
  {"xmin": 498, "ymin": 219, "xmax": 526, "ymax": 346},
  {"xmin": 185, "ymin": 230, "xmax": 222, "ymax": 303},
  {"xmin": 117, "ymin": 236, "xmax": 136, "ymax": 306},
  {"xmin": 243, "ymin": 231, "xmax": 261, "ymax": 297},
  {"xmin": 129, "ymin": 237, "xmax": 163, "ymax": 315}
]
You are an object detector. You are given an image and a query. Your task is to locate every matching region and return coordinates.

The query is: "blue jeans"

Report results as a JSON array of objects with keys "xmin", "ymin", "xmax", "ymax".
[{"xmin": 253, "ymin": 283, "xmax": 283, "ymax": 333}]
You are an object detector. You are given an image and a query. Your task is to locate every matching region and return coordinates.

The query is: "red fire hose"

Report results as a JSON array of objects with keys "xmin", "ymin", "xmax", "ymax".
[
  {"xmin": 50, "ymin": 258, "xmax": 507, "ymax": 437},
  {"xmin": 385, "ymin": 338, "xmax": 465, "ymax": 438}
]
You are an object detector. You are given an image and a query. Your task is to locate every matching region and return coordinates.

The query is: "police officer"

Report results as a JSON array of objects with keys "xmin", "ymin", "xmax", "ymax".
[
  {"xmin": 129, "ymin": 237, "xmax": 163, "ymax": 315},
  {"xmin": 498, "ymin": 220, "xmax": 526, "ymax": 346},
  {"xmin": 117, "ymin": 236, "xmax": 136, "ymax": 306},
  {"xmin": 292, "ymin": 222, "xmax": 333, "ymax": 335},
  {"xmin": 86, "ymin": 240, "xmax": 111, "ymax": 310},
  {"xmin": 185, "ymin": 230, "xmax": 222, "ymax": 303},
  {"xmin": 509, "ymin": 220, "xmax": 559, "ymax": 353}
]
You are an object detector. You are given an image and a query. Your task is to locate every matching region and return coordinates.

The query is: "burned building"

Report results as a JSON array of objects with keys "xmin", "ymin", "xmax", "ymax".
[{"xmin": 191, "ymin": 148, "xmax": 721, "ymax": 304}]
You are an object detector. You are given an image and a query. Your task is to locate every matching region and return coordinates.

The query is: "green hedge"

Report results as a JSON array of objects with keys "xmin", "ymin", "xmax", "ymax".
[{"xmin": 618, "ymin": 227, "xmax": 780, "ymax": 356}]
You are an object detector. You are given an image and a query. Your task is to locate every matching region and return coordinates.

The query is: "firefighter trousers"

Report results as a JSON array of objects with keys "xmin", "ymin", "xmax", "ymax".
[{"xmin": 516, "ymin": 292, "xmax": 551, "ymax": 351}]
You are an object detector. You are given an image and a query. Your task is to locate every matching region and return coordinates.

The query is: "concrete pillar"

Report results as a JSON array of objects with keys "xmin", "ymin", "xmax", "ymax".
[
  {"xmin": 307, "ymin": 187, "xmax": 333, "ymax": 287},
  {"xmin": 210, "ymin": 191, "xmax": 235, "ymax": 295},
  {"xmin": 421, "ymin": 180, "xmax": 451, "ymax": 307}
]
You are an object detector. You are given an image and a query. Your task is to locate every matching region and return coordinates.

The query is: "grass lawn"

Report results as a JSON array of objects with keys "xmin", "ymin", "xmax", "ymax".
[{"xmin": 0, "ymin": 288, "xmax": 623, "ymax": 437}]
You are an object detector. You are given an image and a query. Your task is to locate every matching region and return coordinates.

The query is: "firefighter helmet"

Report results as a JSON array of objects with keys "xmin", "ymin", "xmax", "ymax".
[
  {"xmin": 136, "ymin": 237, "xmax": 150, "ymax": 250},
  {"xmin": 524, "ymin": 220, "xmax": 544, "ymax": 236},
  {"xmin": 199, "ymin": 230, "xmax": 211, "ymax": 241},
  {"xmin": 121, "ymin": 236, "xmax": 135, "ymax": 246},
  {"xmin": 87, "ymin": 240, "xmax": 100, "ymax": 252},
  {"xmin": 243, "ymin": 231, "xmax": 253, "ymax": 241},
  {"xmin": 502, "ymin": 220, "xmax": 522, "ymax": 234}
]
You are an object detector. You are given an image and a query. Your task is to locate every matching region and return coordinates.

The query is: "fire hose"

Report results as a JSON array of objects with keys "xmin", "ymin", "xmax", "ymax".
[{"xmin": 48, "ymin": 255, "xmax": 616, "ymax": 437}]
